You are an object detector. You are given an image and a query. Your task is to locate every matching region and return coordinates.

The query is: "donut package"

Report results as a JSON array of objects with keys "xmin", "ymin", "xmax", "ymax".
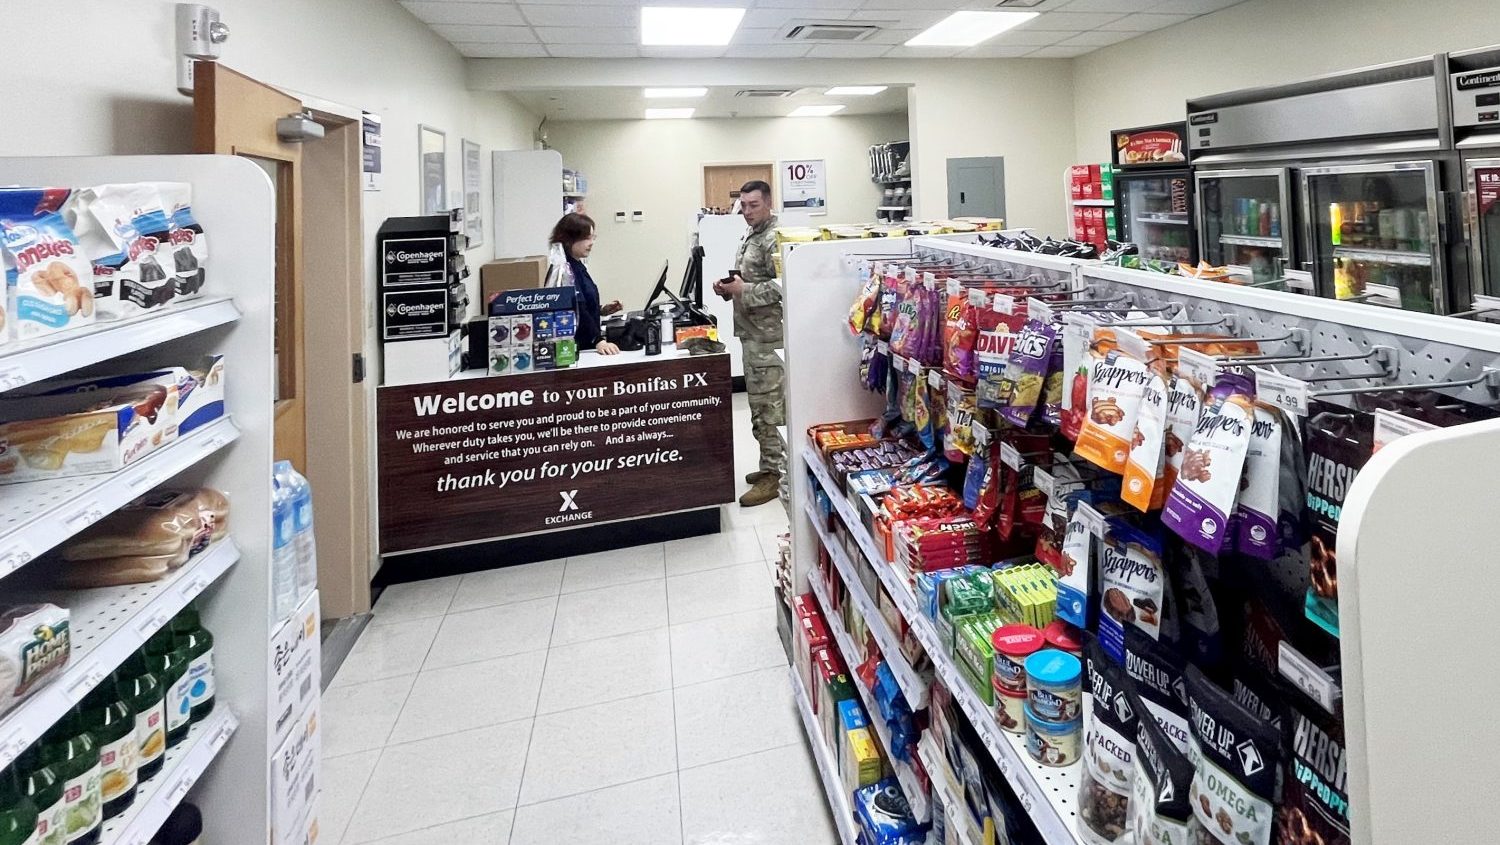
[{"xmin": 0, "ymin": 188, "xmax": 98, "ymax": 343}]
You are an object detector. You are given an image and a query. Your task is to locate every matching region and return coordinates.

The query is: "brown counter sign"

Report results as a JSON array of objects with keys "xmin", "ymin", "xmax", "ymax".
[{"xmin": 376, "ymin": 355, "xmax": 734, "ymax": 554}]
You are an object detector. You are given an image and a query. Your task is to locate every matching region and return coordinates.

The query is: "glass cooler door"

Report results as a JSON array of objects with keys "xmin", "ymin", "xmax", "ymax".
[
  {"xmin": 1468, "ymin": 158, "xmax": 1500, "ymax": 298},
  {"xmin": 1302, "ymin": 161, "xmax": 1443, "ymax": 313},
  {"xmin": 1119, "ymin": 172, "xmax": 1194, "ymax": 264},
  {"xmin": 1195, "ymin": 168, "xmax": 1292, "ymax": 283}
]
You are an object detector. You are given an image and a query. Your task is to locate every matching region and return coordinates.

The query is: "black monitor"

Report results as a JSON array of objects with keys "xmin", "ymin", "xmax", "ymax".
[
  {"xmin": 643, "ymin": 261, "xmax": 674, "ymax": 313},
  {"xmin": 677, "ymin": 245, "xmax": 705, "ymax": 309}
]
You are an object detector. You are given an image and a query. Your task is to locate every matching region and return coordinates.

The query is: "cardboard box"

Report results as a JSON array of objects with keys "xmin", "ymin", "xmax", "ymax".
[
  {"xmin": 270, "ymin": 590, "xmax": 321, "ymax": 750},
  {"xmin": 480, "ymin": 255, "xmax": 548, "ymax": 307},
  {"xmin": 0, "ymin": 376, "xmax": 182, "ymax": 485},
  {"xmin": 272, "ymin": 699, "xmax": 320, "ymax": 845},
  {"xmin": 842, "ymin": 728, "xmax": 882, "ymax": 794}
]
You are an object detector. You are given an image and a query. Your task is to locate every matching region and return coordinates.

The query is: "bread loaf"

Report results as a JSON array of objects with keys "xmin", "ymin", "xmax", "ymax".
[
  {"xmin": 58, "ymin": 548, "xmax": 183, "ymax": 588},
  {"xmin": 190, "ymin": 487, "xmax": 230, "ymax": 540},
  {"xmin": 63, "ymin": 490, "xmax": 202, "ymax": 561}
]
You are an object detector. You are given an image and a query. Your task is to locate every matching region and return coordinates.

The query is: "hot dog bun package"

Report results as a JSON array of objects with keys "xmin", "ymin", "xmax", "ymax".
[{"xmin": 0, "ymin": 188, "xmax": 98, "ymax": 342}]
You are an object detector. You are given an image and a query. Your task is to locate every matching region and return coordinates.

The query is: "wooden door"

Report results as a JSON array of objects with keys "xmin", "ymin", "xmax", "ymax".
[
  {"xmin": 703, "ymin": 163, "xmax": 774, "ymax": 210},
  {"xmin": 194, "ymin": 62, "xmax": 308, "ymax": 471}
]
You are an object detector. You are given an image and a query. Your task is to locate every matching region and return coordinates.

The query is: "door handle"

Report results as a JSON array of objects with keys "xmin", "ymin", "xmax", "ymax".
[{"xmin": 960, "ymin": 192, "xmax": 966, "ymax": 204}]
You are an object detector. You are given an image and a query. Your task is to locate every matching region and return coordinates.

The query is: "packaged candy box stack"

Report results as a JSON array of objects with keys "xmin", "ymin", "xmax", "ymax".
[
  {"xmin": 488, "ymin": 288, "xmax": 580, "ymax": 376},
  {"xmin": 807, "ymin": 255, "xmax": 1500, "ymax": 845}
]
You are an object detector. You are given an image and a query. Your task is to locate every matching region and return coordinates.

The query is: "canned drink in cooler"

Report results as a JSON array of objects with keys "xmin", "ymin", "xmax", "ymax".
[
  {"xmin": 1413, "ymin": 210, "xmax": 1431, "ymax": 252},
  {"xmin": 1392, "ymin": 206, "xmax": 1412, "ymax": 247},
  {"xmin": 1379, "ymin": 209, "xmax": 1396, "ymax": 250}
]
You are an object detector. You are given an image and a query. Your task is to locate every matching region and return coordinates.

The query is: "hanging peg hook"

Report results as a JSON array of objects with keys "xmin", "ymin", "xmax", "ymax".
[{"xmin": 1312, "ymin": 367, "xmax": 1500, "ymax": 401}]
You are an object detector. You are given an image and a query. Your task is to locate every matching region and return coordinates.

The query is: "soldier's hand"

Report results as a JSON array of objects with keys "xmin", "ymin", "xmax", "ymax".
[{"xmin": 717, "ymin": 274, "xmax": 747, "ymax": 297}]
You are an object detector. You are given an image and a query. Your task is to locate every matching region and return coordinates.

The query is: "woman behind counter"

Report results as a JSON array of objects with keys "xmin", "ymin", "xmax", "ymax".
[{"xmin": 550, "ymin": 213, "xmax": 622, "ymax": 355}]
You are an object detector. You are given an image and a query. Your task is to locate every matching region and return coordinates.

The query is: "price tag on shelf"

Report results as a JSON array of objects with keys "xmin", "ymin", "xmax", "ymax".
[
  {"xmin": 876, "ymin": 340, "xmax": 890, "ymax": 355},
  {"xmin": 1076, "ymin": 500, "xmax": 1107, "ymax": 537},
  {"xmin": 206, "ymin": 432, "xmax": 230, "ymax": 451},
  {"xmin": 999, "ymin": 442, "xmax": 1022, "ymax": 471},
  {"xmin": 65, "ymin": 662, "xmax": 108, "ymax": 703},
  {"xmin": 211, "ymin": 721, "xmax": 234, "ymax": 750},
  {"xmin": 129, "ymin": 470, "xmax": 162, "ymax": 491},
  {"xmin": 972, "ymin": 423, "xmax": 991, "ymax": 448},
  {"xmin": 947, "ymin": 278, "xmax": 961, "ymax": 297},
  {"xmin": 170, "ymin": 771, "xmax": 197, "ymax": 803},
  {"xmin": 0, "ymin": 541, "xmax": 34, "ymax": 576},
  {"xmin": 1032, "ymin": 467, "xmax": 1056, "ymax": 501},
  {"xmin": 1178, "ymin": 347, "xmax": 1220, "ymax": 387},
  {"xmin": 1027, "ymin": 296, "xmax": 1053, "ymax": 324},
  {"xmin": 1114, "ymin": 327, "xmax": 1151, "ymax": 361},
  {"xmin": 0, "ymin": 364, "xmax": 29, "ymax": 393},
  {"xmin": 1254, "ymin": 369, "xmax": 1310, "ymax": 416},
  {"xmin": 0, "ymin": 728, "xmax": 30, "ymax": 770},
  {"xmin": 967, "ymin": 288, "xmax": 987, "ymax": 307},
  {"xmin": 992, "ymin": 293, "xmax": 1015, "ymax": 315},
  {"xmin": 177, "ymin": 574, "xmax": 211, "ymax": 604},
  {"xmin": 65, "ymin": 502, "xmax": 106, "ymax": 532},
  {"xmin": 1278, "ymin": 642, "xmax": 1342, "ymax": 714},
  {"xmin": 927, "ymin": 369, "xmax": 944, "ymax": 391},
  {"xmin": 136, "ymin": 609, "xmax": 172, "ymax": 639},
  {"xmin": 906, "ymin": 358, "xmax": 923, "ymax": 379},
  {"xmin": 1019, "ymin": 790, "xmax": 1035, "ymax": 813}
]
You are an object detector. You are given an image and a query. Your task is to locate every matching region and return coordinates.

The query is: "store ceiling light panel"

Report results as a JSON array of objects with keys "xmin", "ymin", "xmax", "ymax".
[{"xmin": 401, "ymin": 0, "xmax": 1252, "ymax": 60}]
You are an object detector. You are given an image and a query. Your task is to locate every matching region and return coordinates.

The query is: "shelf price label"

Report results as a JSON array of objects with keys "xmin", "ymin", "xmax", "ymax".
[
  {"xmin": 1032, "ymin": 467, "xmax": 1056, "ymax": 501},
  {"xmin": 0, "ymin": 541, "xmax": 34, "ymax": 576},
  {"xmin": 999, "ymin": 442, "xmax": 1022, "ymax": 471},
  {"xmin": 65, "ymin": 661, "xmax": 108, "ymax": 703},
  {"xmin": 1178, "ymin": 347, "xmax": 1220, "ymax": 387},
  {"xmin": 1278, "ymin": 641, "xmax": 1342, "ymax": 714},
  {"xmin": 1076, "ymin": 500, "xmax": 1107, "ymax": 538},
  {"xmin": 0, "ymin": 728, "xmax": 30, "ymax": 770},
  {"xmin": 65, "ymin": 502, "xmax": 106, "ymax": 532},
  {"xmin": 992, "ymin": 293, "xmax": 1016, "ymax": 315},
  {"xmin": 177, "ymin": 575, "xmax": 211, "ymax": 604},
  {"xmin": 1254, "ymin": 369, "xmax": 1310, "ymax": 416},
  {"xmin": 0, "ymin": 364, "xmax": 29, "ymax": 393},
  {"xmin": 927, "ymin": 369, "xmax": 944, "ymax": 391},
  {"xmin": 1027, "ymin": 297, "xmax": 1054, "ymax": 324},
  {"xmin": 136, "ymin": 609, "xmax": 173, "ymax": 639},
  {"xmin": 876, "ymin": 340, "xmax": 890, "ymax": 355}
]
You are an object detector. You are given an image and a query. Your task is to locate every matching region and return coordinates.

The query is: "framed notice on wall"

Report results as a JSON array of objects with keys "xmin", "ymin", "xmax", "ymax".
[
  {"xmin": 362, "ymin": 111, "xmax": 382, "ymax": 192},
  {"xmin": 779, "ymin": 159, "xmax": 827, "ymax": 215},
  {"xmin": 462, "ymin": 139, "xmax": 484, "ymax": 248},
  {"xmin": 419, "ymin": 124, "xmax": 446, "ymax": 215}
]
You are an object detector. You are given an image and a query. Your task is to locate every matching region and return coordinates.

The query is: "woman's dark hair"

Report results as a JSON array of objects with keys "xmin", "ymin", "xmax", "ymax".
[{"xmin": 550, "ymin": 213, "xmax": 596, "ymax": 250}]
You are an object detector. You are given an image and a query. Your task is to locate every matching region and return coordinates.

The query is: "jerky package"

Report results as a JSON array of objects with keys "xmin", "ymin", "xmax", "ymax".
[
  {"xmin": 1078, "ymin": 636, "xmax": 1138, "ymax": 845},
  {"xmin": 1124, "ymin": 624, "xmax": 1191, "ymax": 752},
  {"xmin": 1128, "ymin": 684, "xmax": 1195, "ymax": 845},
  {"xmin": 1278, "ymin": 691, "xmax": 1350, "ymax": 845},
  {"xmin": 1097, "ymin": 518, "xmax": 1165, "ymax": 663},
  {"xmin": 1163, "ymin": 373, "xmax": 1256, "ymax": 555},
  {"xmin": 1186, "ymin": 666, "xmax": 1283, "ymax": 845},
  {"xmin": 1303, "ymin": 410, "xmax": 1373, "ymax": 638}
]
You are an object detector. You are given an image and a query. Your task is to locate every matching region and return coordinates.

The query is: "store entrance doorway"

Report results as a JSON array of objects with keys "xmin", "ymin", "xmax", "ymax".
[
  {"xmin": 193, "ymin": 62, "xmax": 373, "ymax": 617},
  {"xmin": 704, "ymin": 162, "xmax": 774, "ymax": 211}
]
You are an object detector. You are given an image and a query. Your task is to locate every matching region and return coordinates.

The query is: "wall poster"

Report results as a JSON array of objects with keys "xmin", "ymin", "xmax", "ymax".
[
  {"xmin": 779, "ymin": 158, "xmax": 827, "ymax": 215},
  {"xmin": 362, "ymin": 111, "xmax": 382, "ymax": 192},
  {"xmin": 419, "ymin": 124, "xmax": 446, "ymax": 215},
  {"xmin": 462, "ymin": 139, "xmax": 484, "ymax": 248}
]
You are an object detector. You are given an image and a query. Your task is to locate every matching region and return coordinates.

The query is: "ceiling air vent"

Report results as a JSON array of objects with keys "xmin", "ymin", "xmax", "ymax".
[
  {"xmin": 735, "ymin": 89, "xmax": 797, "ymax": 98},
  {"xmin": 784, "ymin": 23, "xmax": 881, "ymax": 42}
]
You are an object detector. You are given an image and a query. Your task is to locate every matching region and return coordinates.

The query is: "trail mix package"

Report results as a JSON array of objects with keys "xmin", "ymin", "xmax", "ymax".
[
  {"xmin": 1127, "ymin": 684, "xmax": 1195, "ymax": 845},
  {"xmin": 1234, "ymin": 403, "xmax": 1282, "ymax": 560},
  {"xmin": 847, "ymin": 261, "xmax": 880, "ymax": 334},
  {"xmin": 1278, "ymin": 691, "xmax": 1350, "ymax": 845},
  {"xmin": 1096, "ymin": 519, "xmax": 1165, "ymax": 662},
  {"xmin": 1075, "ymin": 340, "xmax": 1154, "ymax": 474},
  {"xmin": 0, "ymin": 188, "xmax": 97, "ymax": 340},
  {"xmin": 1185, "ymin": 666, "xmax": 1283, "ymax": 845},
  {"xmin": 1078, "ymin": 636, "xmax": 1138, "ymax": 845},
  {"xmin": 1124, "ymin": 625, "xmax": 1190, "ymax": 752},
  {"xmin": 1302, "ymin": 409, "xmax": 1373, "ymax": 637},
  {"xmin": 1163, "ymin": 373, "xmax": 1256, "ymax": 555}
]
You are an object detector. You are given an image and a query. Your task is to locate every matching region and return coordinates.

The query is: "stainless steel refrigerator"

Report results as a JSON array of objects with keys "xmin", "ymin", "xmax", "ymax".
[
  {"xmin": 1450, "ymin": 45, "xmax": 1500, "ymax": 303},
  {"xmin": 1187, "ymin": 54, "xmax": 1466, "ymax": 313}
]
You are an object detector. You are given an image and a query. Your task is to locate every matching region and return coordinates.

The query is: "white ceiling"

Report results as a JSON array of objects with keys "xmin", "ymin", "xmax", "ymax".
[
  {"xmin": 513, "ymin": 85, "xmax": 910, "ymax": 120},
  {"xmin": 401, "ymin": 0, "xmax": 1251, "ymax": 60}
]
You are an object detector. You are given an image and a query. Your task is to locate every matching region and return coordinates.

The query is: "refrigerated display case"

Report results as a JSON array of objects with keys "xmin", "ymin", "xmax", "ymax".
[
  {"xmin": 1302, "ymin": 162, "xmax": 1444, "ymax": 312},
  {"xmin": 1450, "ymin": 45, "xmax": 1500, "ymax": 301},
  {"xmin": 1111, "ymin": 123, "xmax": 1195, "ymax": 264},
  {"xmin": 1195, "ymin": 168, "xmax": 1292, "ymax": 281}
]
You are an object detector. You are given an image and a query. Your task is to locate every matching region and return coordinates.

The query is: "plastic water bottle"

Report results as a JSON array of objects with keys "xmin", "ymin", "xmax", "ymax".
[
  {"xmin": 272, "ymin": 470, "xmax": 298, "ymax": 622},
  {"xmin": 274, "ymin": 462, "xmax": 318, "ymax": 601}
]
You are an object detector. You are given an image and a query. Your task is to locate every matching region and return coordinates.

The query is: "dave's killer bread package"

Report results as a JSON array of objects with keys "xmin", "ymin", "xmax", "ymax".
[{"xmin": 0, "ymin": 188, "xmax": 97, "ymax": 342}]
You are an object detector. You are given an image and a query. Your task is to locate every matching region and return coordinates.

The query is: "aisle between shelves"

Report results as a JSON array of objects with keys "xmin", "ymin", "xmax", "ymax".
[{"xmin": 790, "ymin": 665, "xmax": 860, "ymax": 845}]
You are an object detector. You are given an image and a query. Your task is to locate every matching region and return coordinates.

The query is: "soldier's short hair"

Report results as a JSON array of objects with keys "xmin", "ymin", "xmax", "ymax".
[{"xmin": 740, "ymin": 180, "xmax": 773, "ymax": 202}]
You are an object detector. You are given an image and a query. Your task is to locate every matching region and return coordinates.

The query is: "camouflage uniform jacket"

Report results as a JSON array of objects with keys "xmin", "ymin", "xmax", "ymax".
[{"xmin": 733, "ymin": 215, "xmax": 782, "ymax": 344}]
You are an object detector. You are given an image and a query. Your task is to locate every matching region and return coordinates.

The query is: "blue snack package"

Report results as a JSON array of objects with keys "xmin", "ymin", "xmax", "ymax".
[
  {"xmin": 0, "ymin": 187, "xmax": 97, "ymax": 337},
  {"xmin": 853, "ymin": 779, "xmax": 921, "ymax": 845}
]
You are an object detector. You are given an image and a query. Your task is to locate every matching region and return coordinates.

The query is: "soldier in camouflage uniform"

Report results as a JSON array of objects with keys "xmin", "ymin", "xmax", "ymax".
[{"xmin": 714, "ymin": 181, "xmax": 784, "ymax": 507}]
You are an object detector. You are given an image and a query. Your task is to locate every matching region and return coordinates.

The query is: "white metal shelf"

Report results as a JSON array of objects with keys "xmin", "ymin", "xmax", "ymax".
[
  {"xmin": 0, "ymin": 416, "xmax": 241, "ymax": 581},
  {"xmin": 802, "ymin": 496, "xmax": 929, "ymax": 709},
  {"xmin": 102, "ymin": 708, "xmax": 238, "ymax": 845},
  {"xmin": 1219, "ymin": 233, "xmax": 1283, "ymax": 248},
  {"xmin": 0, "ymin": 298, "xmax": 240, "ymax": 394},
  {"xmin": 1333, "ymin": 245, "xmax": 1433, "ymax": 266},
  {"xmin": 879, "ymin": 206, "xmax": 914, "ymax": 211},
  {"xmin": 1070, "ymin": 199, "xmax": 1114, "ymax": 207},
  {"xmin": 1135, "ymin": 212, "xmax": 1189, "ymax": 225},
  {"xmin": 918, "ymin": 736, "xmax": 982, "ymax": 845},
  {"xmin": 803, "ymin": 445, "xmax": 1082, "ymax": 844},
  {"xmin": 806, "ymin": 569, "xmax": 930, "ymax": 823},
  {"xmin": 791, "ymin": 664, "xmax": 858, "ymax": 845},
  {"xmin": 0, "ymin": 538, "xmax": 240, "ymax": 773}
]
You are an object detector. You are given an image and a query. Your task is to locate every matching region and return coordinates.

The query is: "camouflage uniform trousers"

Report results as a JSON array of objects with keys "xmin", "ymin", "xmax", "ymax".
[{"xmin": 742, "ymin": 339, "xmax": 786, "ymax": 478}]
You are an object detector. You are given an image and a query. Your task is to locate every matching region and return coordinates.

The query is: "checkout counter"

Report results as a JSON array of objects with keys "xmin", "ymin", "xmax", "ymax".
[{"xmin": 372, "ymin": 255, "xmax": 735, "ymax": 586}]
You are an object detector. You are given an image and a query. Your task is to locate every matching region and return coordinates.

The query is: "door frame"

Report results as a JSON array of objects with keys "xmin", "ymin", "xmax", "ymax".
[{"xmin": 702, "ymin": 160, "xmax": 776, "ymax": 209}]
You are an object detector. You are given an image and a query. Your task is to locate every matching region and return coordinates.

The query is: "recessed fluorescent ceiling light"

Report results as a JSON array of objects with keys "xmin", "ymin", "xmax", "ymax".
[
  {"xmin": 641, "ymin": 7, "xmax": 746, "ymax": 46},
  {"xmin": 644, "ymin": 87, "xmax": 709, "ymax": 98},
  {"xmin": 645, "ymin": 108, "xmax": 696, "ymax": 119},
  {"xmin": 825, "ymin": 86, "xmax": 887, "ymax": 96},
  {"xmin": 789, "ymin": 105, "xmax": 845, "ymax": 117},
  {"xmin": 905, "ymin": 11, "xmax": 1037, "ymax": 47}
]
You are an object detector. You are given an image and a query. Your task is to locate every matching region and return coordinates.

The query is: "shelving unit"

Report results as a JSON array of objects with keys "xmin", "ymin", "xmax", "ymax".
[
  {"xmin": 0, "ymin": 155, "xmax": 288, "ymax": 845},
  {"xmin": 1136, "ymin": 211, "xmax": 1190, "ymax": 225},
  {"xmin": 1220, "ymin": 233, "xmax": 1284, "ymax": 248},
  {"xmin": 918, "ymin": 736, "xmax": 982, "ymax": 845},
  {"xmin": 790, "ymin": 665, "xmax": 859, "ymax": 845},
  {"xmin": 1333, "ymin": 245, "xmax": 1433, "ymax": 266},
  {"xmin": 1071, "ymin": 199, "xmax": 1114, "ymax": 207}
]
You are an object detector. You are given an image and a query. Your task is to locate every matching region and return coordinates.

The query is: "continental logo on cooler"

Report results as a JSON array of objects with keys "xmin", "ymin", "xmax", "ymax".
[{"xmin": 388, "ymin": 301, "xmax": 444, "ymax": 318}]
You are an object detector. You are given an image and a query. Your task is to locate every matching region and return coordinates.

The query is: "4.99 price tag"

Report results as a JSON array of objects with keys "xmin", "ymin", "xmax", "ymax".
[{"xmin": 1253, "ymin": 369, "xmax": 1310, "ymax": 416}]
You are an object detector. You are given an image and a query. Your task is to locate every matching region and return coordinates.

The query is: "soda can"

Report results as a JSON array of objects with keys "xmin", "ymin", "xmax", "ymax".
[
  {"xmin": 1391, "ymin": 206, "xmax": 1412, "ymax": 246},
  {"xmin": 1413, "ymin": 210, "xmax": 1431, "ymax": 251},
  {"xmin": 1378, "ymin": 209, "xmax": 1396, "ymax": 250}
]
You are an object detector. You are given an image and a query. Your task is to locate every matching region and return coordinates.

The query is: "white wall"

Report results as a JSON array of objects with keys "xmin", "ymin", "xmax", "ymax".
[
  {"xmin": 1073, "ymin": 0, "xmax": 1500, "ymax": 162},
  {"xmin": 547, "ymin": 112, "xmax": 910, "ymax": 305},
  {"xmin": 0, "ymin": 0, "xmax": 538, "ymax": 311}
]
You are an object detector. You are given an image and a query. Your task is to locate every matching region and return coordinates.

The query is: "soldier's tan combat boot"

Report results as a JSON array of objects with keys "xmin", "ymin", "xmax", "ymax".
[
  {"xmin": 745, "ymin": 470, "xmax": 774, "ymax": 484},
  {"xmin": 738, "ymin": 473, "xmax": 781, "ymax": 507}
]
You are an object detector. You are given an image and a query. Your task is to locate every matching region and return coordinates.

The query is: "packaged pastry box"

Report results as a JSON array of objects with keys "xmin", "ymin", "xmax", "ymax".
[{"xmin": 0, "ymin": 354, "xmax": 224, "ymax": 485}]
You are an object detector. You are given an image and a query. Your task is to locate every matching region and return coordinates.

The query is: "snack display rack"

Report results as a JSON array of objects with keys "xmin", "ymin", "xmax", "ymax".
[
  {"xmin": 789, "ymin": 664, "xmax": 859, "ymax": 845},
  {"xmin": 0, "ymin": 155, "xmax": 289, "ymax": 843},
  {"xmin": 784, "ymin": 228, "xmax": 1500, "ymax": 845}
]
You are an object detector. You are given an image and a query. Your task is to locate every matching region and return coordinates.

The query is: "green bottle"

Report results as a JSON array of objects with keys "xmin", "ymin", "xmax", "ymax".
[
  {"xmin": 0, "ymin": 766, "xmax": 38, "ymax": 845},
  {"xmin": 169, "ymin": 607, "xmax": 215, "ymax": 722},
  {"xmin": 79, "ymin": 683, "xmax": 136, "ymax": 819},
  {"xmin": 17, "ymin": 751, "xmax": 64, "ymax": 845},
  {"xmin": 144, "ymin": 632, "xmax": 191, "ymax": 748},
  {"xmin": 40, "ymin": 711, "xmax": 100, "ymax": 845},
  {"xmin": 115, "ymin": 657, "xmax": 166, "ymax": 781}
]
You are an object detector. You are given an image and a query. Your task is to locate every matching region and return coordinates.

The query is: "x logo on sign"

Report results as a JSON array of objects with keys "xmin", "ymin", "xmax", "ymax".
[{"xmin": 559, "ymin": 490, "xmax": 580, "ymax": 512}]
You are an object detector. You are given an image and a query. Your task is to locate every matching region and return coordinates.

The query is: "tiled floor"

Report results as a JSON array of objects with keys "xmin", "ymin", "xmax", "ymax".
[{"xmin": 322, "ymin": 395, "xmax": 837, "ymax": 844}]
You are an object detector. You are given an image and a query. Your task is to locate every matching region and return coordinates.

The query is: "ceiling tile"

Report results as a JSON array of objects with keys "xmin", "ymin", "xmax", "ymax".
[
  {"xmin": 724, "ymin": 43, "xmax": 815, "ymax": 57},
  {"xmin": 511, "ymin": 0, "xmax": 635, "ymax": 4},
  {"xmin": 1149, "ymin": 0, "xmax": 1247, "ymax": 12},
  {"xmin": 532, "ymin": 26, "xmax": 637, "ymax": 44},
  {"xmin": 864, "ymin": 28, "xmax": 922, "ymax": 45},
  {"xmin": 806, "ymin": 43, "xmax": 893, "ymax": 57},
  {"xmin": 401, "ymin": 1, "xmax": 526, "ymax": 25},
  {"xmin": 430, "ymin": 23, "xmax": 538, "ymax": 42},
  {"xmin": 1050, "ymin": 0, "xmax": 1160, "ymax": 11},
  {"xmin": 1057, "ymin": 28, "xmax": 1138, "ymax": 45},
  {"xmin": 764, "ymin": 0, "xmax": 864, "ymax": 7},
  {"xmin": 518, "ymin": 4, "xmax": 636, "ymax": 26},
  {"xmin": 1028, "ymin": 43, "xmax": 1100, "ymax": 57},
  {"xmin": 742, "ymin": 7, "xmax": 850, "ymax": 28},
  {"xmin": 545, "ymin": 43, "xmax": 641, "ymax": 57},
  {"xmin": 881, "ymin": 45, "xmax": 964, "ymax": 58},
  {"xmin": 990, "ymin": 29, "xmax": 1074, "ymax": 46},
  {"xmin": 453, "ymin": 42, "xmax": 550, "ymax": 57},
  {"xmin": 734, "ymin": 28, "xmax": 792, "ymax": 44},
  {"xmin": 1020, "ymin": 10, "xmax": 1128, "ymax": 29},
  {"xmin": 857, "ymin": 0, "xmax": 979, "ymax": 10},
  {"xmin": 639, "ymin": 45, "xmax": 731, "ymax": 58},
  {"xmin": 845, "ymin": 8, "xmax": 951, "ymax": 28},
  {"xmin": 1098, "ymin": 12, "xmax": 1194, "ymax": 30},
  {"xmin": 957, "ymin": 42, "xmax": 1039, "ymax": 58}
]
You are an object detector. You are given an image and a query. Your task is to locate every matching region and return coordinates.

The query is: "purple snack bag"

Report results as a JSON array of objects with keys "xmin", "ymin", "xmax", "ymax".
[
  {"xmin": 998, "ymin": 318, "xmax": 1061, "ymax": 428},
  {"xmin": 1162, "ymin": 372, "xmax": 1256, "ymax": 555}
]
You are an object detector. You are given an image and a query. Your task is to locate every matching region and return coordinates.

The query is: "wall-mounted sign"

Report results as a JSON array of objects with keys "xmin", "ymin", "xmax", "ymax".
[
  {"xmin": 362, "ymin": 111, "xmax": 382, "ymax": 192},
  {"xmin": 376, "ymin": 354, "xmax": 734, "ymax": 554},
  {"xmin": 462, "ymin": 139, "xmax": 484, "ymax": 248},
  {"xmin": 780, "ymin": 159, "xmax": 827, "ymax": 215}
]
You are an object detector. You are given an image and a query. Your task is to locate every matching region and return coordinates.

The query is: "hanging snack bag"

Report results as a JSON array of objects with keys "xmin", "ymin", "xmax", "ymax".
[
  {"xmin": 1096, "ymin": 519, "xmax": 1165, "ymax": 662},
  {"xmin": 975, "ymin": 298, "xmax": 1025, "ymax": 408},
  {"xmin": 1122, "ymin": 368, "xmax": 1170, "ymax": 511},
  {"xmin": 1234, "ymin": 403, "xmax": 1282, "ymax": 560},
  {"xmin": 0, "ymin": 188, "xmax": 97, "ymax": 340},
  {"xmin": 1161, "ymin": 373, "xmax": 1204, "ymax": 493},
  {"xmin": 1060, "ymin": 314, "xmax": 1096, "ymax": 440},
  {"xmin": 943, "ymin": 382, "xmax": 977, "ymax": 461},
  {"xmin": 1124, "ymin": 625, "xmax": 1190, "ymax": 752},
  {"xmin": 1278, "ymin": 691, "xmax": 1350, "ymax": 845},
  {"xmin": 1078, "ymin": 636, "xmax": 1138, "ymax": 845},
  {"xmin": 1041, "ymin": 340, "xmax": 1067, "ymax": 428},
  {"xmin": 1056, "ymin": 494, "xmax": 1096, "ymax": 630},
  {"xmin": 1162, "ymin": 373, "xmax": 1256, "ymax": 556},
  {"xmin": 887, "ymin": 274, "xmax": 920, "ymax": 357},
  {"xmin": 849, "ymin": 262, "xmax": 880, "ymax": 334},
  {"xmin": 1074, "ymin": 337, "xmax": 1154, "ymax": 474},
  {"xmin": 85, "ymin": 184, "xmax": 177, "ymax": 317},
  {"xmin": 158, "ymin": 182, "xmax": 208, "ymax": 300},
  {"xmin": 1127, "ymin": 684, "xmax": 1195, "ymax": 845},
  {"xmin": 1277, "ymin": 419, "xmax": 1309, "ymax": 551},
  {"xmin": 1169, "ymin": 545, "xmax": 1224, "ymax": 669},
  {"xmin": 1303, "ymin": 409, "xmax": 1372, "ymax": 637},
  {"xmin": 1185, "ymin": 666, "xmax": 1282, "ymax": 845},
  {"xmin": 942, "ymin": 289, "xmax": 977, "ymax": 379},
  {"xmin": 998, "ymin": 317, "xmax": 1060, "ymax": 427}
]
